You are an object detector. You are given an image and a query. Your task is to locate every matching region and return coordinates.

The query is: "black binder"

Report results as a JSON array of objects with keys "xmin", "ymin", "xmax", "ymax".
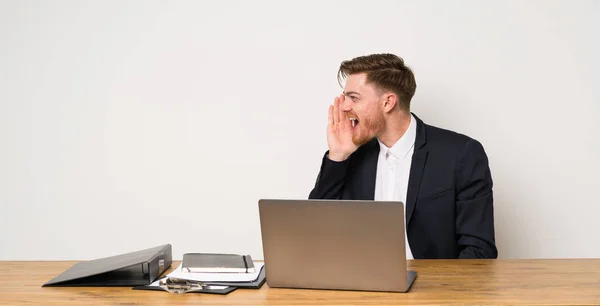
[{"xmin": 42, "ymin": 244, "xmax": 172, "ymax": 287}]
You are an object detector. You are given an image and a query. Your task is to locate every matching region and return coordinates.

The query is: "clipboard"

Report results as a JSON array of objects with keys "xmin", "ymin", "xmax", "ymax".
[
  {"xmin": 133, "ymin": 277, "xmax": 238, "ymax": 294},
  {"xmin": 132, "ymin": 263, "xmax": 266, "ymax": 294}
]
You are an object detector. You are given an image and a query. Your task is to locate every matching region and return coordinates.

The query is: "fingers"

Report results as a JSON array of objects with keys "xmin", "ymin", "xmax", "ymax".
[
  {"xmin": 333, "ymin": 96, "xmax": 340, "ymax": 126},
  {"xmin": 338, "ymin": 94, "xmax": 345, "ymax": 129},
  {"xmin": 328, "ymin": 105, "xmax": 334, "ymax": 128}
]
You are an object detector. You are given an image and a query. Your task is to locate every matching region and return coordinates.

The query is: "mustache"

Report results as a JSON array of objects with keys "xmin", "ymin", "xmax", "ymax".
[{"xmin": 345, "ymin": 112, "xmax": 359, "ymax": 119}]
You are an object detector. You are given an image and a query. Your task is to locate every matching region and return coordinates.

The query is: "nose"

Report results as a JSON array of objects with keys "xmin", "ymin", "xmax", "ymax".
[{"xmin": 341, "ymin": 96, "xmax": 352, "ymax": 112}]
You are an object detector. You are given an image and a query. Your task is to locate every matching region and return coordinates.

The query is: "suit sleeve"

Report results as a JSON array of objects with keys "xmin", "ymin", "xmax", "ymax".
[
  {"xmin": 454, "ymin": 139, "xmax": 498, "ymax": 259},
  {"xmin": 308, "ymin": 151, "xmax": 350, "ymax": 199}
]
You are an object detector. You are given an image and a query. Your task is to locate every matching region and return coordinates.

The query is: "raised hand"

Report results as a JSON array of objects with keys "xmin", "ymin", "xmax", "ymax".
[{"xmin": 326, "ymin": 94, "xmax": 359, "ymax": 162}]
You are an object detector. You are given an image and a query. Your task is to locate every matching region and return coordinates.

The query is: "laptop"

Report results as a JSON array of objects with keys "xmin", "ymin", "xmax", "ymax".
[{"xmin": 258, "ymin": 199, "xmax": 417, "ymax": 292}]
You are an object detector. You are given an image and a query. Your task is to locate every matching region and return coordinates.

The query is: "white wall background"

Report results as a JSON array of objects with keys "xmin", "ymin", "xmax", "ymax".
[{"xmin": 1, "ymin": 0, "xmax": 599, "ymax": 261}]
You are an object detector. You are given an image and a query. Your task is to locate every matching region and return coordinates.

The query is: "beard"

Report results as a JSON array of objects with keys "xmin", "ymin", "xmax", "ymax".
[{"xmin": 351, "ymin": 110, "xmax": 385, "ymax": 146}]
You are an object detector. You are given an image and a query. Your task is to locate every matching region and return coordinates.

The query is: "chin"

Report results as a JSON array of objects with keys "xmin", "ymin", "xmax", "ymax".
[{"xmin": 352, "ymin": 133, "xmax": 373, "ymax": 147}]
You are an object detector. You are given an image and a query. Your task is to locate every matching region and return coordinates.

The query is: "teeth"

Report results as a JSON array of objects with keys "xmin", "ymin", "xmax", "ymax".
[{"xmin": 349, "ymin": 118, "xmax": 357, "ymax": 128}]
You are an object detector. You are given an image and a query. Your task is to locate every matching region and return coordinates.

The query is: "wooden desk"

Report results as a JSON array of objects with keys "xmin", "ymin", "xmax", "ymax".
[{"xmin": 2, "ymin": 259, "xmax": 599, "ymax": 305}]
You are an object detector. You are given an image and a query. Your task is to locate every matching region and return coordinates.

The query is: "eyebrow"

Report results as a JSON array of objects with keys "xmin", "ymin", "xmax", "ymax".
[{"xmin": 343, "ymin": 91, "xmax": 361, "ymax": 96}]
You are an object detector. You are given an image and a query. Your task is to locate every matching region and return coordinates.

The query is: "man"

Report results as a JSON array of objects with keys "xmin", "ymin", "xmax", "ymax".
[{"xmin": 308, "ymin": 53, "xmax": 497, "ymax": 259}]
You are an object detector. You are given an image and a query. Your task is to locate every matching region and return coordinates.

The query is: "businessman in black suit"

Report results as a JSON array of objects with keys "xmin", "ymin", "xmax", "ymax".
[{"xmin": 309, "ymin": 53, "xmax": 497, "ymax": 259}]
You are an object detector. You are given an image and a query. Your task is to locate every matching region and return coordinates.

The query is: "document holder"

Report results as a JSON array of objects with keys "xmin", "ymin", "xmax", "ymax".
[
  {"xmin": 42, "ymin": 244, "xmax": 172, "ymax": 287},
  {"xmin": 133, "ymin": 263, "xmax": 266, "ymax": 294}
]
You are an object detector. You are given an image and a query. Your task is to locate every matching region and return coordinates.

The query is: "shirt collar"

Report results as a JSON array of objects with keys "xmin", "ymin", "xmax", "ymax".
[{"xmin": 377, "ymin": 113, "xmax": 417, "ymax": 160}]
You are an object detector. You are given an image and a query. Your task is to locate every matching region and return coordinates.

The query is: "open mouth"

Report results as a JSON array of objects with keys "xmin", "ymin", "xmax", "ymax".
[{"xmin": 349, "ymin": 117, "xmax": 359, "ymax": 129}]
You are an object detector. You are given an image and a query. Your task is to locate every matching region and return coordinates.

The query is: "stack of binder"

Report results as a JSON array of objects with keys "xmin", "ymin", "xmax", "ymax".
[{"xmin": 41, "ymin": 244, "xmax": 265, "ymax": 295}]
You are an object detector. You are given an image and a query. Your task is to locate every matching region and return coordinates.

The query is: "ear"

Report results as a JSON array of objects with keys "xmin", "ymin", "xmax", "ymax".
[{"xmin": 381, "ymin": 93, "xmax": 397, "ymax": 113}]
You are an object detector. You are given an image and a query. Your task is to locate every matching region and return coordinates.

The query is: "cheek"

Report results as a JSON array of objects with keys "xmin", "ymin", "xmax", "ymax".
[
  {"xmin": 361, "ymin": 109, "xmax": 377, "ymax": 122},
  {"xmin": 363, "ymin": 110, "xmax": 384, "ymax": 130}
]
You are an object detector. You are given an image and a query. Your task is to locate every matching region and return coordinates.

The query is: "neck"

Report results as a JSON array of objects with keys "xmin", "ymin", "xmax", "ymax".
[{"xmin": 378, "ymin": 111, "xmax": 412, "ymax": 148}]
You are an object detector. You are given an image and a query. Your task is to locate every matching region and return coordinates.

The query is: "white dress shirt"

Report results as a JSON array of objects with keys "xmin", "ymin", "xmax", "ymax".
[{"xmin": 374, "ymin": 114, "xmax": 417, "ymax": 259}]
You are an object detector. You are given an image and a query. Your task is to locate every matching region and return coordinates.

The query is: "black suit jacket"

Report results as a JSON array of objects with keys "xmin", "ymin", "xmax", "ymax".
[{"xmin": 308, "ymin": 113, "xmax": 497, "ymax": 259}]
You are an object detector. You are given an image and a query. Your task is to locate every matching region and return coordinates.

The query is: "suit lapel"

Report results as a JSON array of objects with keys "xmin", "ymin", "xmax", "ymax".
[
  {"xmin": 406, "ymin": 113, "xmax": 428, "ymax": 226},
  {"xmin": 359, "ymin": 139, "xmax": 379, "ymax": 200},
  {"xmin": 406, "ymin": 149, "xmax": 427, "ymax": 225}
]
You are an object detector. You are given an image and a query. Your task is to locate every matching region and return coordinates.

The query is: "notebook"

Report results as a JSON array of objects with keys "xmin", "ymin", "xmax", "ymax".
[{"xmin": 182, "ymin": 253, "xmax": 255, "ymax": 273}]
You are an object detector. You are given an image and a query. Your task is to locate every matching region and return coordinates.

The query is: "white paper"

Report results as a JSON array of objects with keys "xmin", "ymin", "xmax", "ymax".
[{"xmin": 166, "ymin": 262, "xmax": 264, "ymax": 282}]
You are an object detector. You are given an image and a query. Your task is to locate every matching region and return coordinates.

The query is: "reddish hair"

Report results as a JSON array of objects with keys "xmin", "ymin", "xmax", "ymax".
[{"xmin": 338, "ymin": 53, "xmax": 417, "ymax": 111}]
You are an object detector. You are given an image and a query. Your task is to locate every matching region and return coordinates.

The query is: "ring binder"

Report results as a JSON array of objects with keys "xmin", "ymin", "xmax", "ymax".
[
  {"xmin": 42, "ymin": 244, "xmax": 172, "ymax": 287},
  {"xmin": 133, "ymin": 263, "xmax": 266, "ymax": 294},
  {"xmin": 159, "ymin": 277, "xmax": 207, "ymax": 294}
]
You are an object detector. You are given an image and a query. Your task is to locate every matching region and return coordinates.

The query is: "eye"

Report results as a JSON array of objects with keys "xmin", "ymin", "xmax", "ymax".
[{"xmin": 350, "ymin": 96, "xmax": 359, "ymax": 102}]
